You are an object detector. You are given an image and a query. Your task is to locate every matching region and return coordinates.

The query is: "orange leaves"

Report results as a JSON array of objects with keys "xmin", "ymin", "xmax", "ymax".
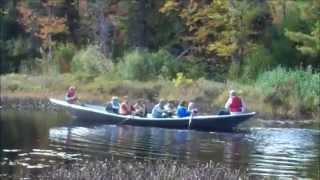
[
  {"xmin": 36, "ymin": 16, "xmax": 67, "ymax": 39},
  {"xmin": 17, "ymin": 2, "xmax": 67, "ymax": 48}
]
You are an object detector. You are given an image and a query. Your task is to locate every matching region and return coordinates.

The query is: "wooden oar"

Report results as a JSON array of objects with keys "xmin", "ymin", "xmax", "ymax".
[
  {"xmin": 117, "ymin": 115, "xmax": 133, "ymax": 125},
  {"xmin": 188, "ymin": 112, "xmax": 194, "ymax": 129}
]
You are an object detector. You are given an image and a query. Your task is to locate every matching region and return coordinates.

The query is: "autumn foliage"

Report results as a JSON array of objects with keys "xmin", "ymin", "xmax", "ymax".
[{"xmin": 17, "ymin": 1, "xmax": 67, "ymax": 49}]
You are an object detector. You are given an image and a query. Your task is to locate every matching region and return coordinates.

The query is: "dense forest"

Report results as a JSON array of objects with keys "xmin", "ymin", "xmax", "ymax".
[{"xmin": 1, "ymin": 0, "xmax": 319, "ymax": 77}]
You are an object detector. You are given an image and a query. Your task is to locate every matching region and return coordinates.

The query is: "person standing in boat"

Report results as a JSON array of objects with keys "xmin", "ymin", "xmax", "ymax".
[
  {"xmin": 224, "ymin": 90, "xmax": 246, "ymax": 114},
  {"xmin": 152, "ymin": 99, "xmax": 168, "ymax": 118},
  {"xmin": 105, "ymin": 96, "xmax": 120, "ymax": 113},
  {"xmin": 65, "ymin": 86, "xmax": 78, "ymax": 104},
  {"xmin": 176, "ymin": 100, "xmax": 191, "ymax": 118},
  {"xmin": 119, "ymin": 96, "xmax": 134, "ymax": 115}
]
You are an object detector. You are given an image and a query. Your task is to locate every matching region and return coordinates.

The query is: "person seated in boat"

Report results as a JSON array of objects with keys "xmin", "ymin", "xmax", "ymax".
[
  {"xmin": 65, "ymin": 86, "xmax": 78, "ymax": 104},
  {"xmin": 164, "ymin": 100, "xmax": 176, "ymax": 117},
  {"xmin": 105, "ymin": 96, "xmax": 120, "ymax": 113},
  {"xmin": 152, "ymin": 99, "xmax": 168, "ymax": 118},
  {"xmin": 224, "ymin": 90, "xmax": 246, "ymax": 115},
  {"xmin": 176, "ymin": 100, "xmax": 191, "ymax": 118},
  {"xmin": 119, "ymin": 96, "xmax": 134, "ymax": 115},
  {"xmin": 133, "ymin": 99, "xmax": 147, "ymax": 117},
  {"xmin": 187, "ymin": 101, "xmax": 198, "ymax": 114}
]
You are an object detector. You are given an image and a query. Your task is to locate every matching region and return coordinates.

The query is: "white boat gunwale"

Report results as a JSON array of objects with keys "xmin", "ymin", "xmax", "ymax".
[{"xmin": 49, "ymin": 98, "xmax": 256, "ymax": 121}]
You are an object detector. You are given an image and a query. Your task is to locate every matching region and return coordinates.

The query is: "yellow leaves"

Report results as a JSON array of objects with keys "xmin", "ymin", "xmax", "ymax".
[
  {"xmin": 37, "ymin": 16, "xmax": 67, "ymax": 34},
  {"xmin": 173, "ymin": 73, "xmax": 193, "ymax": 88},
  {"xmin": 160, "ymin": 0, "xmax": 244, "ymax": 59},
  {"xmin": 194, "ymin": 26, "xmax": 210, "ymax": 43},
  {"xmin": 207, "ymin": 41, "xmax": 237, "ymax": 57},
  {"xmin": 159, "ymin": 0, "xmax": 179, "ymax": 13}
]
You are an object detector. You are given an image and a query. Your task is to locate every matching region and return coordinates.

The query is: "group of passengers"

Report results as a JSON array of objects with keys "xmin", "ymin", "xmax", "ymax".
[
  {"xmin": 105, "ymin": 96, "xmax": 147, "ymax": 117},
  {"xmin": 103, "ymin": 96, "xmax": 198, "ymax": 118},
  {"xmin": 151, "ymin": 99, "xmax": 198, "ymax": 118},
  {"xmin": 65, "ymin": 86, "xmax": 246, "ymax": 117}
]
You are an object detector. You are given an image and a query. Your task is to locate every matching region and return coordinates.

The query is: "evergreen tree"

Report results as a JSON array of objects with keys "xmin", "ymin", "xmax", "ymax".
[{"xmin": 285, "ymin": 0, "xmax": 320, "ymax": 60}]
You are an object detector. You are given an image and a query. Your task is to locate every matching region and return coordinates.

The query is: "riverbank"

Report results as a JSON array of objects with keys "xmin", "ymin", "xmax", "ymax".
[{"xmin": 1, "ymin": 73, "xmax": 319, "ymax": 121}]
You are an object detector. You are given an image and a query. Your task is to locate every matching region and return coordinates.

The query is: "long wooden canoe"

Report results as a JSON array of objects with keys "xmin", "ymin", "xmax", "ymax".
[{"xmin": 50, "ymin": 98, "xmax": 255, "ymax": 132}]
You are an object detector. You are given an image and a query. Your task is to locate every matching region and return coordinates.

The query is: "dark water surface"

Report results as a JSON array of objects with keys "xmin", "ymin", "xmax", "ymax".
[{"xmin": 1, "ymin": 110, "xmax": 319, "ymax": 179}]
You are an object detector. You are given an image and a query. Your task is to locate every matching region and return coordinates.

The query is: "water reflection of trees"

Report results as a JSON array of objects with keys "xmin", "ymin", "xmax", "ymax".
[
  {"xmin": 49, "ymin": 123, "xmax": 320, "ymax": 179},
  {"xmin": 0, "ymin": 110, "xmax": 69, "ymax": 178}
]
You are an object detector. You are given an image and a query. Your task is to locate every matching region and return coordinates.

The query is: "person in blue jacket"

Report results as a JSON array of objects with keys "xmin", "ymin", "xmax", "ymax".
[{"xmin": 176, "ymin": 100, "xmax": 191, "ymax": 118}]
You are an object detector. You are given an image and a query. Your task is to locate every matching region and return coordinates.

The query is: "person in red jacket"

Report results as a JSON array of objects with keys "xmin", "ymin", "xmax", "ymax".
[
  {"xmin": 224, "ymin": 90, "xmax": 246, "ymax": 114},
  {"xmin": 65, "ymin": 86, "xmax": 78, "ymax": 104}
]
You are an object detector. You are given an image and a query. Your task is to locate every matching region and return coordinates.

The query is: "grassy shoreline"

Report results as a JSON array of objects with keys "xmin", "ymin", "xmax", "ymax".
[
  {"xmin": 1, "ymin": 73, "xmax": 319, "ymax": 121},
  {"xmin": 15, "ymin": 159, "xmax": 247, "ymax": 180}
]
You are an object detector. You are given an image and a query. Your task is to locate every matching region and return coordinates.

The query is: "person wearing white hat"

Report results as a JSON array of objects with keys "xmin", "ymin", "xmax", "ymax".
[
  {"xmin": 224, "ymin": 90, "xmax": 246, "ymax": 115},
  {"xmin": 105, "ymin": 96, "xmax": 120, "ymax": 113}
]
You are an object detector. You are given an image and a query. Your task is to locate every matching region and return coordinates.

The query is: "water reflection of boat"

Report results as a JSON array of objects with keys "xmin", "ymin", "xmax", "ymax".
[{"xmin": 50, "ymin": 98, "xmax": 255, "ymax": 132}]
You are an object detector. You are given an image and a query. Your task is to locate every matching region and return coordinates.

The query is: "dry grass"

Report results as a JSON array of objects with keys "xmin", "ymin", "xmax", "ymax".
[{"xmin": 34, "ymin": 159, "xmax": 246, "ymax": 180}]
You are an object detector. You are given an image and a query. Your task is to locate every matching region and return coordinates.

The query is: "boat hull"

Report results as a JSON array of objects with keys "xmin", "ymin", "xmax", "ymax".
[{"xmin": 50, "ymin": 98, "xmax": 255, "ymax": 132}]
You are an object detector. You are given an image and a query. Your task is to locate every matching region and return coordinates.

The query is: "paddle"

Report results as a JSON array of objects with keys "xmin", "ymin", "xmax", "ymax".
[
  {"xmin": 78, "ymin": 98, "xmax": 86, "ymax": 106},
  {"xmin": 188, "ymin": 111, "xmax": 194, "ymax": 129},
  {"xmin": 73, "ymin": 97, "xmax": 85, "ymax": 106},
  {"xmin": 117, "ymin": 115, "xmax": 133, "ymax": 125}
]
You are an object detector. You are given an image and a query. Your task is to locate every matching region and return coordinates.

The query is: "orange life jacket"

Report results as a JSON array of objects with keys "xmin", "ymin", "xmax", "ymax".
[{"xmin": 119, "ymin": 103, "xmax": 132, "ymax": 115}]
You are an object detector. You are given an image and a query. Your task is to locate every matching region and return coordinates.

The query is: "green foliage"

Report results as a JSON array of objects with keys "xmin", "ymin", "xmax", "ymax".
[
  {"xmin": 281, "ymin": 3, "xmax": 305, "ymax": 31},
  {"xmin": 126, "ymin": 0, "xmax": 183, "ymax": 50},
  {"xmin": 71, "ymin": 45, "xmax": 113, "ymax": 77},
  {"xmin": 269, "ymin": 33, "xmax": 301, "ymax": 67},
  {"xmin": 117, "ymin": 49, "xmax": 207, "ymax": 81},
  {"xmin": 256, "ymin": 66, "xmax": 320, "ymax": 113},
  {"xmin": 284, "ymin": 0, "xmax": 320, "ymax": 61},
  {"xmin": 241, "ymin": 45, "xmax": 274, "ymax": 81},
  {"xmin": 285, "ymin": 22, "xmax": 320, "ymax": 58},
  {"xmin": 228, "ymin": 63, "xmax": 241, "ymax": 81},
  {"xmin": 53, "ymin": 43, "xmax": 76, "ymax": 73},
  {"xmin": 117, "ymin": 50, "xmax": 161, "ymax": 81}
]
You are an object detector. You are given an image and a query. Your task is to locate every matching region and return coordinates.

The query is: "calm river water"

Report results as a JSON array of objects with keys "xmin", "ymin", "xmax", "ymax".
[{"xmin": 0, "ymin": 110, "xmax": 319, "ymax": 179}]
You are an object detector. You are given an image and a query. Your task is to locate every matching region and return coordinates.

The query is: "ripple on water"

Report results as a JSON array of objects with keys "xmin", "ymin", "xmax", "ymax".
[
  {"xmin": 2, "ymin": 122, "xmax": 319, "ymax": 179},
  {"xmin": 245, "ymin": 128, "xmax": 320, "ymax": 178}
]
